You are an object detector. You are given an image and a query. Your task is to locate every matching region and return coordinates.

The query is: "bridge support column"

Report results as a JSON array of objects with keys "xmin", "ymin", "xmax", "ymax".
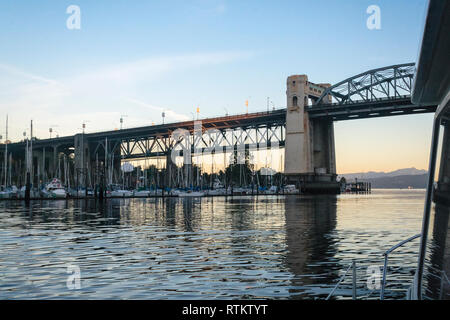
[
  {"xmin": 284, "ymin": 75, "xmax": 339, "ymax": 194},
  {"xmin": 166, "ymin": 151, "xmax": 176, "ymax": 188},
  {"xmin": 51, "ymin": 145, "xmax": 58, "ymax": 178},
  {"xmin": 74, "ymin": 134, "xmax": 91, "ymax": 188}
]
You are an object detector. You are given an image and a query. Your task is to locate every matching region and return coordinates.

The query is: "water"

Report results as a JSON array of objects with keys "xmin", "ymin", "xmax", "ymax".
[{"xmin": 0, "ymin": 189, "xmax": 442, "ymax": 299}]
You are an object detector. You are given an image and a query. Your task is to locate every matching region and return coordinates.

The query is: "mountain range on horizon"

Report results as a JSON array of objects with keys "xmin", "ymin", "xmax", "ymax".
[
  {"xmin": 338, "ymin": 167, "xmax": 427, "ymax": 181},
  {"xmin": 337, "ymin": 168, "xmax": 428, "ymax": 189}
]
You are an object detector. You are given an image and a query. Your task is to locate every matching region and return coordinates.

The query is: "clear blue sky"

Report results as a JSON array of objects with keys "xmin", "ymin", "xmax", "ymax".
[{"xmin": 0, "ymin": 0, "xmax": 432, "ymax": 173}]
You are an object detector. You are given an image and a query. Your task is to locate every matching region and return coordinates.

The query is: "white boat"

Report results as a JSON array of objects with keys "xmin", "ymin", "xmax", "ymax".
[
  {"xmin": 178, "ymin": 190, "xmax": 204, "ymax": 197},
  {"xmin": 283, "ymin": 184, "xmax": 299, "ymax": 194},
  {"xmin": 46, "ymin": 179, "xmax": 67, "ymax": 198},
  {"xmin": 133, "ymin": 190, "xmax": 150, "ymax": 197},
  {"xmin": 0, "ymin": 185, "xmax": 19, "ymax": 199},
  {"xmin": 0, "ymin": 188, "xmax": 11, "ymax": 199},
  {"xmin": 265, "ymin": 186, "xmax": 278, "ymax": 194},
  {"xmin": 18, "ymin": 186, "xmax": 39, "ymax": 199},
  {"xmin": 170, "ymin": 189, "xmax": 183, "ymax": 196},
  {"xmin": 40, "ymin": 188, "xmax": 51, "ymax": 198},
  {"xmin": 10, "ymin": 186, "xmax": 18, "ymax": 198},
  {"xmin": 150, "ymin": 189, "xmax": 163, "ymax": 196},
  {"xmin": 232, "ymin": 187, "xmax": 246, "ymax": 195},
  {"xmin": 68, "ymin": 188, "xmax": 90, "ymax": 197},
  {"xmin": 110, "ymin": 190, "xmax": 133, "ymax": 197},
  {"xmin": 213, "ymin": 179, "xmax": 224, "ymax": 189},
  {"xmin": 207, "ymin": 188, "xmax": 227, "ymax": 196}
]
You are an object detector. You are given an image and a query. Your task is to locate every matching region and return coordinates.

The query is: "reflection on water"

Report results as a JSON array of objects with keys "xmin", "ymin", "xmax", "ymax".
[{"xmin": 0, "ymin": 190, "xmax": 441, "ymax": 299}]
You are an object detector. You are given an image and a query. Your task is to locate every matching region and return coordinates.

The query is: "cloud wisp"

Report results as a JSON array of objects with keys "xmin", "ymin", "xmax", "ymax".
[
  {"xmin": 0, "ymin": 51, "xmax": 253, "ymax": 140},
  {"xmin": 125, "ymin": 98, "xmax": 190, "ymax": 122}
]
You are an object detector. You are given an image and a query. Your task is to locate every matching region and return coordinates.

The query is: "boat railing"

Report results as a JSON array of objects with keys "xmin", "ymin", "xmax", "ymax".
[
  {"xmin": 380, "ymin": 234, "xmax": 421, "ymax": 300},
  {"xmin": 326, "ymin": 234, "xmax": 422, "ymax": 300},
  {"xmin": 325, "ymin": 260, "xmax": 358, "ymax": 300}
]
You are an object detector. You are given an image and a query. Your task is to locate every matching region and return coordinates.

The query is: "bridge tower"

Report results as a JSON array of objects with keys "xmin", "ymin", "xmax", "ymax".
[{"xmin": 284, "ymin": 75, "xmax": 339, "ymax": 193}]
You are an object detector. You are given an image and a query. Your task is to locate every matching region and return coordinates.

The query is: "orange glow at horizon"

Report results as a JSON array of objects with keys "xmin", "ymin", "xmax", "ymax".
[{"xmin": 334, "ymin": 114, "xmax": 433, "ymax": 174}]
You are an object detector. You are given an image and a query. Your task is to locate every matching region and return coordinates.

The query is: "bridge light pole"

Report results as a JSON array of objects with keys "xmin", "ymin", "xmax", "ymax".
[
  {"xmin": 162, "ymin": 112, "xmax": 165, "ymax": 124},
  {"xmin": 0, "ymin": 133, "xmax": 3, "ymax": 187},
  {"xmin": 267, "ymin": 97, "xmax": 275, "ymax": 111},
  {"xmin": 3, "ymin": 115, "xmax": 8, "ymax": 187},
  {"xmin": 120, "ymin": 115, "xmax": 128, "ymax": 130},
  {"xmin": 49, "ymin": 125, "xmax": 59, "ymax": 139}
]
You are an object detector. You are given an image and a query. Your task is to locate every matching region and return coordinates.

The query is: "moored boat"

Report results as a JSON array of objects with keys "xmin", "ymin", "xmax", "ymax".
[
  {"xmin": 178, "ymin": 190, "xmax": 204, "ymax": 197},
  {"xmin": 45, "ymin": 178, "xmax": 67, "ymax": 198},
  {"xmin": 110, "ymin": 189, "xmax": 133, "ymax": 197}
]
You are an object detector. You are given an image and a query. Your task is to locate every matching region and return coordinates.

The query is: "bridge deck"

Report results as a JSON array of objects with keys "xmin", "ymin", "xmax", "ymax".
[
  {"xmin": 1, "ymin": 98, "xmax": 437, "ymax": 152},
  {"xmin": 307, "ymin": 97, "xmax": 436, "ymax": 121}
]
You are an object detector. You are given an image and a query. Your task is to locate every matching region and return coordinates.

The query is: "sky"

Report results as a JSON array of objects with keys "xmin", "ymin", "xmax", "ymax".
[{"xmin": 0, "ymin": 0, "xmax": 432, "ymax": 174}]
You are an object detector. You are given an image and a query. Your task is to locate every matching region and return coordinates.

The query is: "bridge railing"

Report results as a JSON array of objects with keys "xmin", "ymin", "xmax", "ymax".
[
  {"xmin": 3, "ymin": 108, "xmax": 288, "ymax": 146},
  {"xmin": 309, "ymin": 94, "xmax": 411, "ymax": 108}
]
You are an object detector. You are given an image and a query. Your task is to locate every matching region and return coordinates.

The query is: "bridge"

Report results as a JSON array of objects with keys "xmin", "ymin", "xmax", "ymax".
[
  {"xmin": 0, "ymin": 63, "xmax": 437, "ymax": 192},
  {"xmin": 309, "ymin": 63, "xmax": 435, "ymax": 120}
]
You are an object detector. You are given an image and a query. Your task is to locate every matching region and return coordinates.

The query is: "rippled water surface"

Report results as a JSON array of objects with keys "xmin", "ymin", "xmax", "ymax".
[{"xmin": 0, "ymin": 189, "xmax": 443, "ymax": 299}]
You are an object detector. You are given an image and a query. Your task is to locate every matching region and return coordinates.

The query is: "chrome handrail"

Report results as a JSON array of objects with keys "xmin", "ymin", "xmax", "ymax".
[
  {"xmin": 326, "ymin": 260, "xmax": 357, "ymax": 300},
  {"xmin": 380, "ymin": 234, "xmax": 421, "ymax": 300}
]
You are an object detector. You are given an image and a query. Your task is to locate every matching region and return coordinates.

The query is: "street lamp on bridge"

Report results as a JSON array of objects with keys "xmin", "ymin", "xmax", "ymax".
[
  {"xmin": 120, "ymin": 115, "xmax": 128, "ymax": 130},
  {"xmin": 49, "ymin": 125, "xmax": 59, "ymax": 139}
]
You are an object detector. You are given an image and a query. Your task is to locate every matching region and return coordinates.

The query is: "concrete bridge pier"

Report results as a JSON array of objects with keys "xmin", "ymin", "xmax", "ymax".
[
  {"xmin": 74, "ymin": 134, "xmax": 90, "ymax": 188},
  {"xmin": 51, "ymin": 145, "xmax": 58, "ymax": 178},
  {"xmin": 284, "ymin": 75, "xmax": 340, "ymax": 194}
]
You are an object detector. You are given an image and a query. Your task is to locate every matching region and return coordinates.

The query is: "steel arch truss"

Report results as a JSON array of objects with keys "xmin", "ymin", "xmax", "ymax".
[
  {"xmin": 118, "ymin": 124, "xmax": 285, "ymax": 161},
  {"xmin": 315, "ymin": 63, "xmax": 416, "ymax": 106}
]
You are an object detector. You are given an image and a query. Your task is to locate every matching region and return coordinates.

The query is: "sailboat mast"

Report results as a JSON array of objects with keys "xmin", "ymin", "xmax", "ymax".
[
  {"xmin": 30, "ymin": 120, "xmax": 33, "ymax": 187},
  {"xmin": 4, "ymin": 115, "xmax": 8, "ymax": 187},
  {"xmin": 8, "ymin": 153, "xmax": 12, "ymax": 186},
  {"xmin": 105, "ymin": 137, "xmax": 108, "ymax": 186}
]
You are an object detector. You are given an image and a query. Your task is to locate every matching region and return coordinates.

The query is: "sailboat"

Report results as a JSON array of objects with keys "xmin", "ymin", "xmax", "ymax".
[
  {"xmin": 0, "ymin": 115, "xmax": 10, "ymax": 199},
  {"xmin": 43, "ymin": 178, "xmax": 67, "ymax": 198},
  {"xmin": 0, "ymin": 186, "xmax": 11, "ymax": 199},
  {"xmin": 178, "ymin": 190, "xmax": 204, "ymax": 197}
]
